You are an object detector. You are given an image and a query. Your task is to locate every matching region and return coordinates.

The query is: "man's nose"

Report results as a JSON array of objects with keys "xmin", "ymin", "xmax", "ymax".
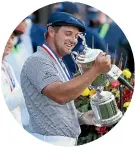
[{"xmin": 70, "ymin": 36, "xmax": 78, "ymax": 45}]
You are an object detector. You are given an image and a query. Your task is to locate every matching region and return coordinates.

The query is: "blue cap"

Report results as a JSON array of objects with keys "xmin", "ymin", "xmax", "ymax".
[
  {"xmin": 55, "ymin": 2, "xmax": 79, "ymax": 14},
  {"xmin": 47, "ymin": 12, "xmax": 85, "ymax": 32},
  {"xmin": 87, "ymin": 7, "xmax": 100, "ymax": 20}
]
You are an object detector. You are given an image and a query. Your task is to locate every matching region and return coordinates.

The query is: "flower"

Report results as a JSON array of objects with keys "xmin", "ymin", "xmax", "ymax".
[
  {"xmin": 111, "ymin": 80, "xmax": 120, "ymax": 88},
  {"xmin": 123, "ymin": 102, "xmax": 130, "ymax": 108},
  {"xmin": 122, "ymin": 87, "xmax": 133, "ymax": 103},
  {"xmin": 81, "ymin": 88, "xmax": 90, "ymax": 96},
  {"xmin": 89, "ymin": 89, "xmax": 96, "ymax": 96},
  {"xmin": 122, "ymin": 69, "xmax": 132, "ymax": 79},
  {"xmin": 95, "ymin": 126, "xmax": 108, "ymax": 134},
  {"xmin": 81, "ymin": 88, "xmax": 96, "ymax": 97}
]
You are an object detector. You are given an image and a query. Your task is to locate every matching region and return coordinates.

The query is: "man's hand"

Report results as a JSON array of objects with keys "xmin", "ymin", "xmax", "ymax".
[
  {"xmin": 94, "ymin": 52, "xmax": 111, "ymax": 74},
  {"xmin": 79, "ymin": 110, "xmax": 94, "ymax": 125}
]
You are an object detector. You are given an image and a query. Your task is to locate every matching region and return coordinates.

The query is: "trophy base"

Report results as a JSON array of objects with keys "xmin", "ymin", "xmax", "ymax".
[{"xmin": 92, "ymin": 110, "xmax": 123, "ymax": 127}]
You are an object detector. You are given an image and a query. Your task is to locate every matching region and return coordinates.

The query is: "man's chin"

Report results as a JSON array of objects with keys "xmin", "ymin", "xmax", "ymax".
[
  {"xmin": 68, "ymin": 49, "xmax": 73, "ymax": 54},
  {"xmin": 67, "ymin": 51, "xmax": 72, "ymax": 55}
]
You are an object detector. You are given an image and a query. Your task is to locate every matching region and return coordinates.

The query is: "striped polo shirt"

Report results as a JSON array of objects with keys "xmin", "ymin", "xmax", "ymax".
[{"xmin": 20, "ymin": 45, "xmax": 81, "ymax": 138}]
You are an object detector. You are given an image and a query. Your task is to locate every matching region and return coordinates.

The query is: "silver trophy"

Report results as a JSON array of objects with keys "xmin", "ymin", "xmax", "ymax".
[{"xmin": 71, "ymin": 34, "xmax": 123, "ymax": 127}]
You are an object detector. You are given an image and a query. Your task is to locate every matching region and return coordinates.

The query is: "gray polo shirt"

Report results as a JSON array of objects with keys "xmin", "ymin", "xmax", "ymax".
[{"xmin": 20, "ymin": 45, "xmax": 81, "ymax": 138}]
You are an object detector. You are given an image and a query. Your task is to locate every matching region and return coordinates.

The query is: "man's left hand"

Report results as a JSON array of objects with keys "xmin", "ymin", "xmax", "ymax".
[{"xmin": 79, "ymin": 110, "xmax": 94, "ymax": 125}]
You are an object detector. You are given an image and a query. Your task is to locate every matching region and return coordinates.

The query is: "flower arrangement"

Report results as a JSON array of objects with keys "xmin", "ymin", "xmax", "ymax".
[{"xmin": 105, "ymin": 68, "xmax": 134, "ymax": 112}]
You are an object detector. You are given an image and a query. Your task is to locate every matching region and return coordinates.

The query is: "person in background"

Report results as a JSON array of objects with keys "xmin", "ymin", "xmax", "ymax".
[
  {"xmin": 86, "ymin": 6, "xmax": 134, "ymax": 71},
  {"xmin": 1, "ymin": 23, "xmax": 29, "ymax": 128},
  {"xmin": 20, "ymin": 12, "xmax": 111, "ymax": 146},
  {"xmin": 53, "ymin": 2, "xmax": 107, "ymax": 75},
  {"xmin": 5, "ymin": 17, "xmax": 34, "ymax": 84},
  {"xmin": 28, "ymin": 14, "xmax": 47, "ymax": 52}
]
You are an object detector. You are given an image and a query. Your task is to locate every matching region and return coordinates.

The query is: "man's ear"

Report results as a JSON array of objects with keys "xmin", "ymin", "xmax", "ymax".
[{"xmin": 47, "ymin": 26, "xmax": 55, "ymax": 38}]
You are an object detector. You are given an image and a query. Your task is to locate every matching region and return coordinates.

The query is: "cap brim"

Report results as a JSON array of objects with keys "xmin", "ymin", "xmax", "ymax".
[{"xmin": 51, "ymin": 22, "xmax": 85, "ymax": 32}]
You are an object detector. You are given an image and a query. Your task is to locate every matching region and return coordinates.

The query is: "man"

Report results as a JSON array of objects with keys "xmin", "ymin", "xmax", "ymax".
[
  {"xmin": 20, "ymin": 12, "xmax": 111, "ymax": 146},
  {"xmin": 1, "ymin": 23, "xmax": 28, "ymax": 125}
]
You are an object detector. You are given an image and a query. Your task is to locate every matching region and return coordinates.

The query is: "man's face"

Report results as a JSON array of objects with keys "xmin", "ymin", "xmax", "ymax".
[
  {"xmin": 3, "ymin": 33, "xmax": 15, "ymax": 57},
  {"xmin": 53, "ymin": 26, "xmax": 80, "ymax": 57}
]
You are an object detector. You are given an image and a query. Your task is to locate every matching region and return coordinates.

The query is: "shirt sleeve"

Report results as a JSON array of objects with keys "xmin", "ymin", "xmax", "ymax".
[{"xmin": 24, "ymin": 56, "xmax": 62, "ymax": 93}]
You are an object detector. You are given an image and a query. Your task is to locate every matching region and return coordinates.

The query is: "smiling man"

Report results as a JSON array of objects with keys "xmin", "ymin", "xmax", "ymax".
[{"xmin": 20, "ymin": 12, "xmax": 111, "ymax": 146}]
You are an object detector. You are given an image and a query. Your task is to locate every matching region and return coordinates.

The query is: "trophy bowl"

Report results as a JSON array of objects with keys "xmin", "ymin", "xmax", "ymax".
[
  {"xmin": 76, "ymin": 49, "xmax": 102, "ymax": 72},
  {"xmin": 90, "ymin": 91, "xmax": 123, "ymax": 127}
]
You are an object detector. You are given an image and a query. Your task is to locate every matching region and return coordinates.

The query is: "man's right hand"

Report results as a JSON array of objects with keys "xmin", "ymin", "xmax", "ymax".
[{"xmin": 93, "ymin": 52, "xmax": 111, "ymax": 74}]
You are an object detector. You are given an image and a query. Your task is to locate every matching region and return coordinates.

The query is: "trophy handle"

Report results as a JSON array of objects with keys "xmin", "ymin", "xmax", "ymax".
[
  {"xmin": 78, "ymin": 33, "xmax": 88, "ymax": 52},
  {"xmin": 71, "ymin": 51, "xmax": 83, "ymax": 75}
]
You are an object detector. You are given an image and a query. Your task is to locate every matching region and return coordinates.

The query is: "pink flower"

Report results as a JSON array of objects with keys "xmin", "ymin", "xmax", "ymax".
[{"xmin": 111, "ymin": 80, "xmax": 120, "ymax": 88}]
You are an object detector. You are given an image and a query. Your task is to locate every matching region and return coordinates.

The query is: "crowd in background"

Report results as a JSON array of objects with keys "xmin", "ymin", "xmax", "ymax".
[{"xmin": 2, "ymin": 1, "xmax": 134, "ymax": 141}]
